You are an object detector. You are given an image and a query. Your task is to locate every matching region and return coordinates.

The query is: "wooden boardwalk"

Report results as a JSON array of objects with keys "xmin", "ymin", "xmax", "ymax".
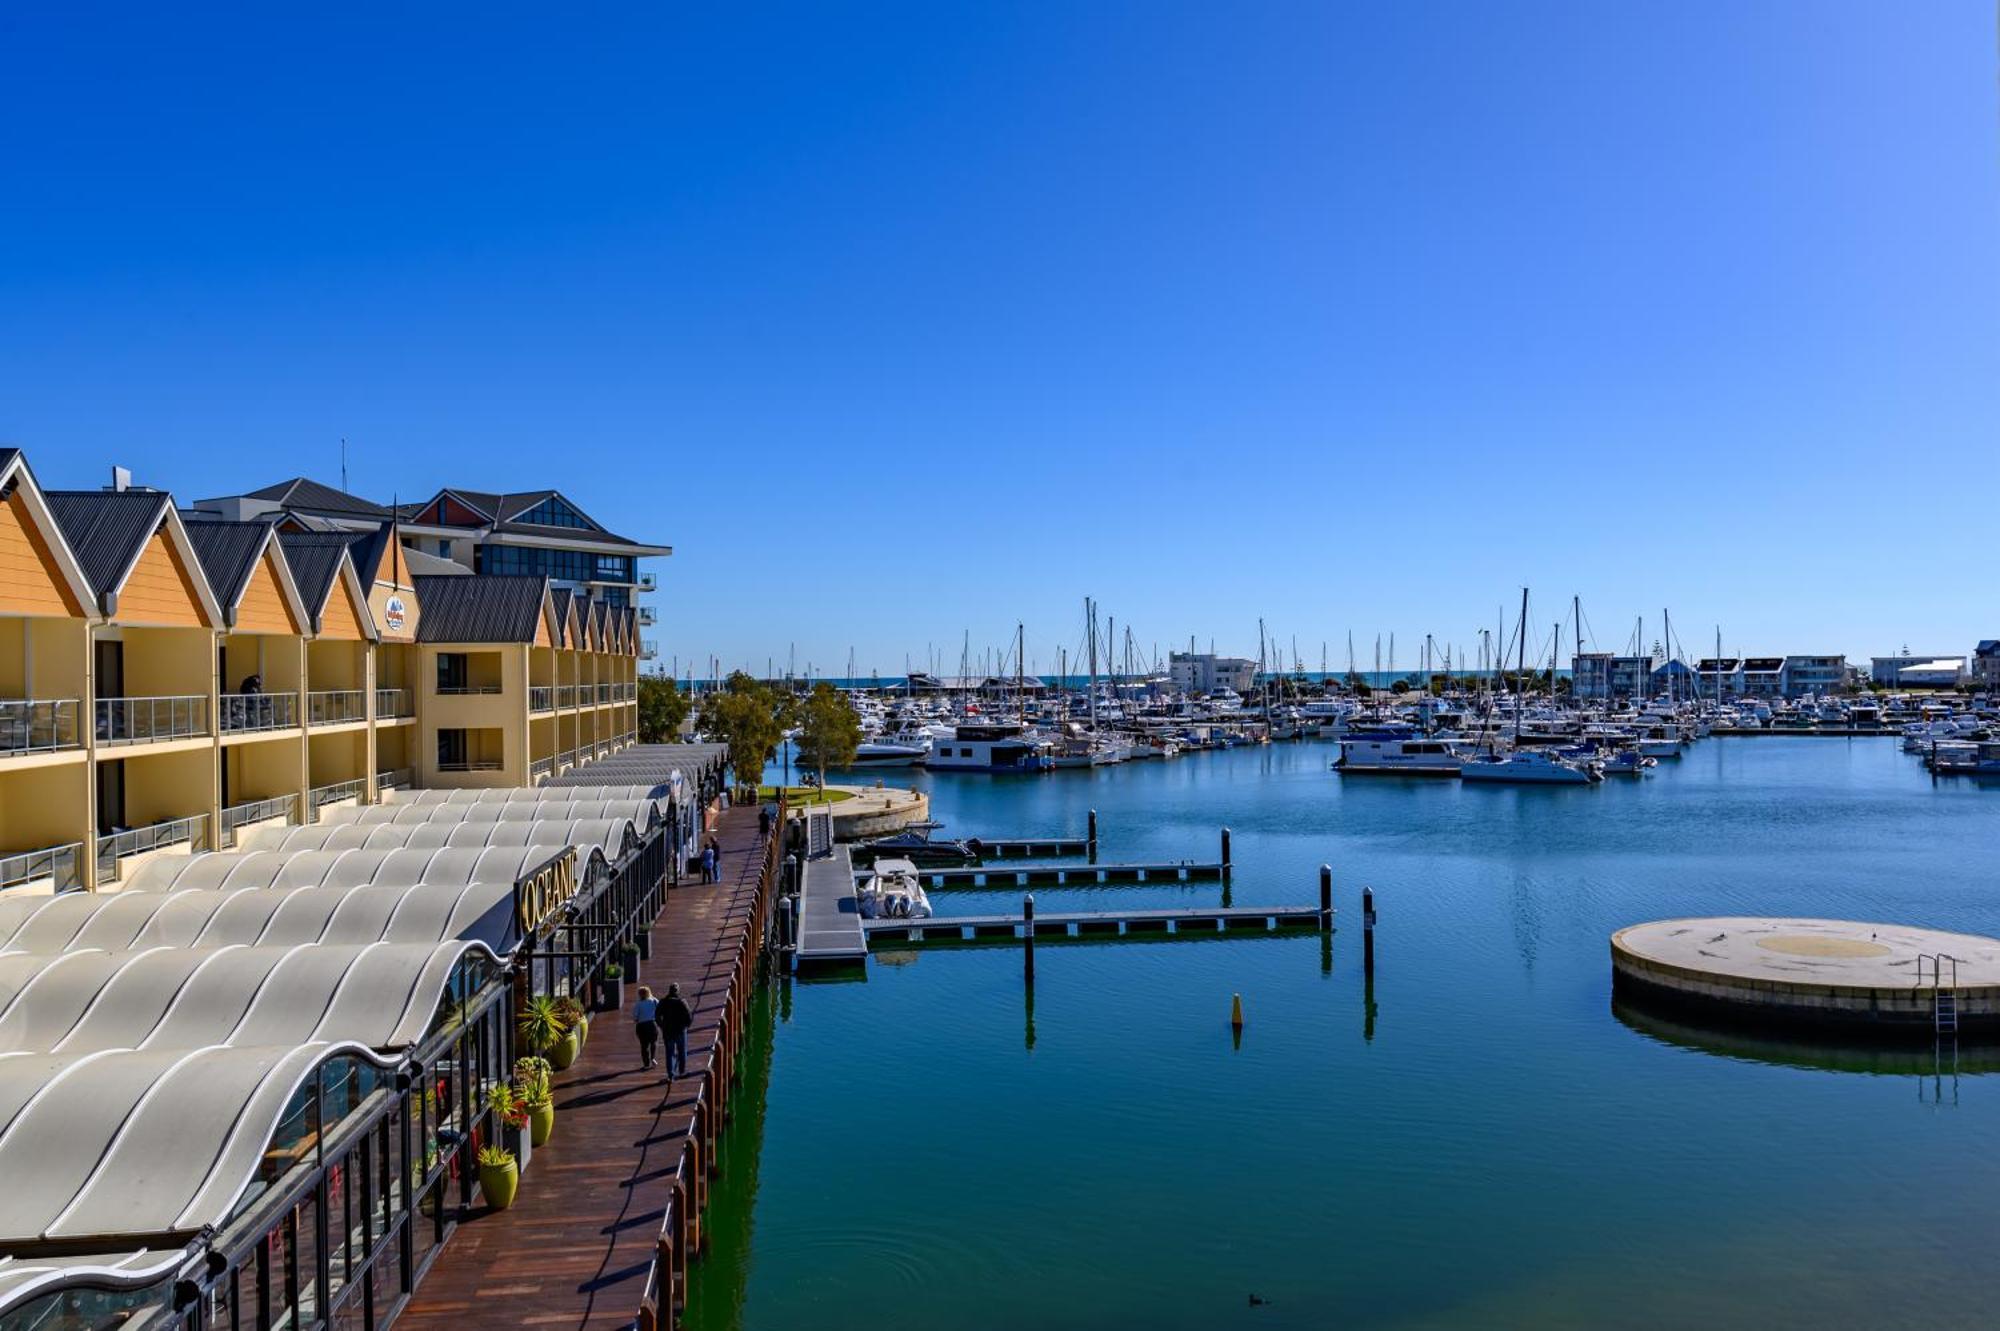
[{"xmin": 397, "ymin": 805, "xmax": 774, "ymax": 1331}]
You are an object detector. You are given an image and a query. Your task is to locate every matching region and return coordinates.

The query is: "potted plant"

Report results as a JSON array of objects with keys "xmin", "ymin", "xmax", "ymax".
[
  {"xmin": 488, "ymin": 1083, "xmax": 531, "ymax": 1170},
  {"xmin": 600, "ymin": 963, "xmax": 625, "ymax": 1011},
  {"xmin": 513, "ymin": 1055, "xmax": 556, "ymax": 1145},
  {"xmin": 519, "ymin": 994, "xmax": 576, "ymax": 1070},
  {"xmin": 477, "ymin": 1144, "xmax": 519, "ymax": 1211},
  {"xmin": 619, "ymin": 940, "xmax": 642, "ymax": 979},
  {"xmin": 553, "ymin": 995, "xmax": 588, "ymax": 1061}
]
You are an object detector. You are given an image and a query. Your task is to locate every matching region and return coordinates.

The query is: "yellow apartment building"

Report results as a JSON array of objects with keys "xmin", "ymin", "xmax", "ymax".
[{"xmin": 0, "ymin": 449, "xmax": 644, "ymax": 896}]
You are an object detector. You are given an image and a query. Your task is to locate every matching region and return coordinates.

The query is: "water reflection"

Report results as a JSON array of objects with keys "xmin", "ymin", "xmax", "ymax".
[{"xmin": 1613, "ymin": 995, "xmax": 2000, "ymax": 1078}]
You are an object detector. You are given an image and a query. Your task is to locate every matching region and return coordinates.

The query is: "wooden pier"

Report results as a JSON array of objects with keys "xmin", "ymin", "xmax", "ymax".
[
  {"xmin": 968, "ymin": 836, "xmax": 1092, "ymax": 859},
  {"xmin": 882, "ymin": 861, "xmax": 1227, "ymax": 888},
  {"xmin": 865, "ymin": 903, "xmax": 1329, "ymax": 944}
]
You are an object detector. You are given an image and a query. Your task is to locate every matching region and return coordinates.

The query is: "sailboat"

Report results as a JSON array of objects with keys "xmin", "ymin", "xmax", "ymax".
[{"xmin": 1460, "ymin": 589, "xmax": 1600, "ymax": 785}]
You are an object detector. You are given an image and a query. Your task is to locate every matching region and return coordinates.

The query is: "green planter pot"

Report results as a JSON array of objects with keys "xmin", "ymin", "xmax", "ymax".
[
  {"xmin": 549, "ymin": 1029, "xmax": 580, "ymax": 1071},
  {"xmin": 528, "ymin": 1103, "xmax": 555, "ymax": 1147},
  {"xmin": 479, "ymin": 1159, "xmax": 519, "ymax": 1211}
]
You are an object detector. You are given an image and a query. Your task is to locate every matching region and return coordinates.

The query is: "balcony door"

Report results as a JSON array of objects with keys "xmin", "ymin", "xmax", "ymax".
[{"xmin": 94, "ymin": 639, "xmax": 123, "ymax": 699}]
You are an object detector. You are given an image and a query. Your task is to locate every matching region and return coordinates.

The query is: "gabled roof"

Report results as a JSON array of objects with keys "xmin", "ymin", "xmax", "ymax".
[
  {"xmin": 0, "ymin": 451, "xmax": 96, "ymax": 616},
  {"xmin": 238, "ymin": 477, "xmax": 391, "ymax": 519},
  {"xmin": 414, "ymin": 574, "xmax": 550, "ymax": 644},
  {"xmin": 184, "ymin": 520, "xmax": 277, "ymax": 613},
  {"xmin": 1695, "ymin": 658, "xmax": 1742, "ymax": 671},
  {"xmin": 1742, "ymin": 658, "xmax": 1785, "ymax": 671},
  {"xmin": 409, "ymin": 487, "xmax": 667, "ymax": 553},
  {"xmin": 277, "ymin": 532, "xmax": 350, "ymax": 615},
  {"xmin": 550, "ymin": 586, "xmax": 574, "ymax": 646},
  {"xmin": 401, "ymin": 545, "xmax": 469, "ymax": 577},
  {"xmin": 43, "ymin": 490, "xmax": 222, "ymax": 622},
  {"xmin": 1976, "ymin": 641, "xmax": 2000, "ymax": 656}
]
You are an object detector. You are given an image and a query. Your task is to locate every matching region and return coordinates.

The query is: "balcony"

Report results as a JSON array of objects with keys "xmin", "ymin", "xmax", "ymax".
[
  {"xmin": 640, "ymin": 639, "xmax": 658, "ymax": 661},
  {"xmin": 637, "ymin": 606, "xmax": 656, "ymax": 627},
  {"xmin": 308, "ymin": 690, "xmax": 368, "ymax": 725},
  {"xmin": 375, "ymin": 687, "xmax": 414, "ymax": 719},
  {"xmin": 0, "ymin": 842, "xmax": 84, "ymax": 895},
  {"xmin": 530, "ymin": 686, "xmax": 554, "ymax": 714},
  {"xmin": 0, "ymin": 699, "xmax": 83, "ymax": 756},
  {"xmin": 437, "ymin": 759, "xmax": 504, "ymax": 773},
  {"xmin": 530, "ymin": 756, "xmax": 554, "ymax": 784},
  {"xmin": 376, "ymin": 767, "xmax": 413, "ymax": 793},
  {"xmin": 437, "ymin": 685, "xmax": 503, "ymax": 697},
  {"xmin": 309, "ymin": 777, "xmax": 367, "ymax": 821},
  {"xmin": 596, "ymin": 684, "xmax": 614, "ymax": 705},
  {"xmin": 556, "ymin": 685, "xmax": 579, "ymax": 709},
  {"xmin": 96, "ymin": 695, "xmax": 209, "ymax": 745},
  {"xmin": 638, "ymin": 572, "xmax": 657, "ymax": 592},
  {"xmin": 96, "ymin": 813, "xmax": 208, "ymax": 884},
  {"xmin": 220, "ymin": 691, "xmax": 298, "ymax": 734},
  {"xmin": 220, "ymin": 794, "xmax": 300, "ymax": 848}
]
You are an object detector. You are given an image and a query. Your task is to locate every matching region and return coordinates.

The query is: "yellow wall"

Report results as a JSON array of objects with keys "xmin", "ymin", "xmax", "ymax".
[
  {"xmin": 0, "ymin": 763, "xmax": 89, "ymax": 854},
  {"xmin": 118, "ymin": 626, "xmax": 214, "ymax": 699},
  {"xmin": 236, "ymin": 551, "xmax": 301, "ymax": 635},
  {"xmin": 419, "ymin": 643, "xmax": 528, "ymax": 787},
  {"xmin": 224, "ymin": 734, "xmax": 305, "ymax": 803},
  {"xmin": 308, "ymin": 638, "xmax": 366, "ymax": 691},
  {"xmin": 221, "ymin": 633, "xmax": 304, "ymax": 695},
  {"xmin": 0, "ymin": 492, "xmax": 84, "ymax": 618},
  {"xmin": 115, "ymin": 530, "xmax": 210, "ymax": 628},
  {"xmin": 0, "ymin": 616, "xmax": 88, "ymax": 700},
  {"xmin": 122, "ymin": 748, "xmax": 216, "ymax": 825}
]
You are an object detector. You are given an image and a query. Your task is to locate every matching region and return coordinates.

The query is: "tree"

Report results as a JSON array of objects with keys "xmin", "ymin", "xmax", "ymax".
[
  {"xmin": 637, "ymin": 675, "xmax": 691, "ymax": 743},
  {"xmin": 698, "ymin": 672, "xmax": 786, "ymax": 787},
  {"xmin": 794, "ymin": 683, "xmax": 861, "ymax": 787}
]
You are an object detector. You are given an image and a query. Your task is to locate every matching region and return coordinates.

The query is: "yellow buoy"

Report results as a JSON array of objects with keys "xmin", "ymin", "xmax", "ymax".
[{"xmin": 1230, "ymin": 993, "xmax": 1244, "ymax": 1029}]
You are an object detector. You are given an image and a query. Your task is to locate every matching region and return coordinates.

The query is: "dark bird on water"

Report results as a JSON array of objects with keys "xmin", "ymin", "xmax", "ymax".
[{"xmin": 1248, "ymin": 1294, "xmax": 1269, "ymax": 1307}]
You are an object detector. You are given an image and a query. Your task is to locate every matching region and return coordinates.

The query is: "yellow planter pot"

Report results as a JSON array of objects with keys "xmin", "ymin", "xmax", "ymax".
[
  {"xmin": 479, "ymin": 1159, "xmax": 519, "ymax": 1211},
  {"xmin": 549, "ymin": 1029, "xmax": 580, "ymax": 1071},
  {"xmin": 529, "ymin": 1103, "xmax": 555, "ymax": 1147}
]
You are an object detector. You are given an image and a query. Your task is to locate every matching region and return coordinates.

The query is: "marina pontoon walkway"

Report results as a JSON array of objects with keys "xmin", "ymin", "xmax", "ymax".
[
  {"xmin": 397, "ymin": 806, "xmax": 770, "ymax": 1331},
  {"xmin": 797, "ymin": 845, "xmax": 866, "ymax": 964}
]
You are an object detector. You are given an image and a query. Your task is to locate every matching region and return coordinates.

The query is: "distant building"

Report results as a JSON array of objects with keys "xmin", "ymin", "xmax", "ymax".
[
  {"xmin": 1870, "ymin": 653, "xmax": 1962, "ymax": 686},
  {"xmin": 1889, "ymin": 659, "xmax": 1967, "ymax": 688},
  {"xmin": 1571, "ymin": 652, "xmax": 1658, "ymax": 700},
  {"xmin": 1650, "ymin": 659, "xmax": 1699, "ymax": 696},
  {"xmin": 1169, "ymin": 652, "xmax": 1257, "ymax": 694},
  {"xmin": 1740, "ymin": 658, "xmax": 1787, "ymax": 697},
  {"xmin": 1974, "ymin": 642, "xmax": 2000, "ymax": 690},
  {"xmin": 1694, "ymin": 658, "xmax": 1743, "ymax": 698},
  {"xmin": 1781, "ymin": 655, "xmax": 1847, "ymax": 698}
]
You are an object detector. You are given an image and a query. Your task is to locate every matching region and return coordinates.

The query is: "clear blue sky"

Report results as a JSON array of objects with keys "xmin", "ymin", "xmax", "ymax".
[{"xmin": 3, "ymin": 3, "xmax": 1994, "ymax": 676}]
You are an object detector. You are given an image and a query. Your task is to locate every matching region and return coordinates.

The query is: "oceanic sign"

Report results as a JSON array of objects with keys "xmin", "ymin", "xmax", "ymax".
[
  {"xmin": 515, "ymin": 850, "xmax": 579, "ymax": 934},
  {"xmin": 383, "ymin": 595, "xmax": 407, "ymax": 632}
]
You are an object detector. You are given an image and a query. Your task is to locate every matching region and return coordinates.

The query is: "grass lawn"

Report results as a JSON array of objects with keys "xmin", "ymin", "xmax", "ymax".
[{"xmin": 758, "ymin": 784, "xmax": 856, "ymax": 807}]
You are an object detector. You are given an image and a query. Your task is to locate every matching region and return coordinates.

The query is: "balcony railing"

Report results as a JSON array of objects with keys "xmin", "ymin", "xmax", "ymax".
[
  {"xmin": 0, "ymin": 699, "xmax": 83, "ymax": 756},
  {"xmin": 375, "ymin": 687, "xmax": 413, "ymax": 719},
  {"xmin": 308, "ymin": 689, "xmax": 367, "ymax": 725},
  {"xmin": 637, "ymin": 605, "xmax": 656, "ymax": 626},
  {"xmin": 220, "ymin": 794, "xmax": 300, "ymax": 848},
  {"xmin": 437, "ymin": 759, "xmax": 504, "ymax": 773},
  {"xmin": 640, "ymin": 639, "xmax": 658, "ymax": 661},
  {"xmin": 96, "ymin": 813, "xmax": 208, "ymax": 883},
  {"xmin": 436, "ymin": 685, "xmax": 504, "ymax": 696},
  {"xmin": 310, "ymin": 777, "xmax": 367, "ymax": 821},
  {"xmin": 638, "ymin": 572, "xmax": 657, "ymax": 592},
  {"xmin": 596, "ymin": 684, "xmax": 614, "ymax": 705},
  {"xmin": 220, "ymin": 691, "xmax": 298, "ymax": 734},
  {"xmin": 0, "ymin": 842, "xmax": 84, "ymax": 894},
  {"xmin": 530, "ymin": 756, "xmax": 554, "ymax": 783},
  {"xmin": 376, "ymin": 767, "xmax": 413, "ymax": 792},
  {"xmin": 556, "ymin": 685, "xmax": 579, "ymax": 709},
  {"xmin": 97, "ymin": 695, "xmax": 209, "ymax": 745},
  {"xmin": 530, "ymin": 686, "xmax": 554, "ymax": 713}
]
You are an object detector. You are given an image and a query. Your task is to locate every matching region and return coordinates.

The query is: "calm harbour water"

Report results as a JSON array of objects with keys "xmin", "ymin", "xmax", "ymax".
[{"xmin": 690, "ymin": 739, "xmax": 2000, "ymax": 1330}]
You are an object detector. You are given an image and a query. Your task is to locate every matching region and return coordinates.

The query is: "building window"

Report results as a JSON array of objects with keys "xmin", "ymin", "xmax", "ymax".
[
  {"xmin": 437, "ymin": 729, "xmax": 467, "ymax": 768},
  {"xmin": 436, "ymin": 654, "xmax": 467, "ymax": 692},
  {"xmin": 514, "ymin": 497, "xmax": 590, "ymax": 529}
]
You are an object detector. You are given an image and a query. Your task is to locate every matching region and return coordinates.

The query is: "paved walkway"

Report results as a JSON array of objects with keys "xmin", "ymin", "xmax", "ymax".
[{"xmin": 397, "ymin": 806, "xmax": 768, "ymax": 1331}]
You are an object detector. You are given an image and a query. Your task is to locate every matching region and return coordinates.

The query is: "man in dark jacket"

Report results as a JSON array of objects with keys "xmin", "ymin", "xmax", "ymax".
[{"xmin": 658, "ymin": 983, "xmax": 694, "ymax": 1078}]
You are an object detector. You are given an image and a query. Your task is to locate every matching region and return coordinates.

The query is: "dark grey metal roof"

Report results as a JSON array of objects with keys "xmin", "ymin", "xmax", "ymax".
[
  {"xmin": 414, "ymin": 573, "xmax": 547, "ymax": 644},
  {"xmin": 0, "ymin": 448, "xmax": 19, "ymax": 474},
  {"xmin": 543, "ymin": 743, "xmax": 728, "ymax": 790},
  {"xmin": 43, "ymin": 490, "xmax": 174, "ymax": 603},
  {"xmin": 184, "ymin": 520, "xmax": 275, "ymax": 613},
  {"xmin": 276, "ymin": 532, "xmax": 352, "ymax": 615},
  {"xmin": 343, "ymin": 524, "xmax": 392, "ymax": 587},
  {"xmin": 418, "ymin": 486, "xmax": 654, "ymax": 549},
  {"xmin": 242, "ymin": 477, "xmax": 391, "ymax": 518},
  {"xmin": 549, "ymin": 586, "xmax": 574, "ymax": 645}
]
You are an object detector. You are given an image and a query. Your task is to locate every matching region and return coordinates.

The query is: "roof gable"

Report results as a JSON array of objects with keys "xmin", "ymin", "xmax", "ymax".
[
  {"xmin": 413, "ymin": 574, "xmax": 549, "ymax": 644},
  {"xmin": 0, "ymin": 453, "xmax": 93, "ymax": 618}
]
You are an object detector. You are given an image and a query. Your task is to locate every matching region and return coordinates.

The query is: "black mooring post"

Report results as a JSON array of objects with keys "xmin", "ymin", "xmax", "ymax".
[
  {"xmin": 1363, "ymin": 886, "xmax": 1376, "ymax": 978},
  {"xmin": 1220, "ymin": 827, "xmax": 1232, "ymax": 884},
  {"xmin": 1023, "ymin": 894, "xmax": 1036, "ymax": 986},
  {"xmin": 1319, "ymin": 864, "xmax": 1333, "ymax": 932},
  {"xmin": 1087, "ymin": 808, "xmax": 1098, "ymax": 864}
]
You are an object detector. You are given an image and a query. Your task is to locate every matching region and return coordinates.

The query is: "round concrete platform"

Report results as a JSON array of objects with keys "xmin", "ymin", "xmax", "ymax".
[{"xmin": 1611, "ymin": 917, "xmax": 2000, "ymax": 1035}]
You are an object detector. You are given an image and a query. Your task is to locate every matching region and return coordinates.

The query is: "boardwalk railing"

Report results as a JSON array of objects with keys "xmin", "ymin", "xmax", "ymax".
[{"xmin": 636, "ymin": 794, "xmax": 784, "ymax": 1331}]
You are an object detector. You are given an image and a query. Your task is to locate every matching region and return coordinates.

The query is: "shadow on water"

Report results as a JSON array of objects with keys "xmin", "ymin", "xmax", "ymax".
[
  {"xmin": 681, "ymin": 981, "xmax": 779, "ymax": 1331},
  {"xmin": 1612, "ymin": 994, "xmax": 2000, "ymax": 1076}
]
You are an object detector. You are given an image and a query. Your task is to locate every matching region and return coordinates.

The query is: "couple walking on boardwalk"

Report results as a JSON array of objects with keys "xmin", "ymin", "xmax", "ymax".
[{"xmin": 633, "ymin": 983, "xmax": 693, "ymax": 1076}]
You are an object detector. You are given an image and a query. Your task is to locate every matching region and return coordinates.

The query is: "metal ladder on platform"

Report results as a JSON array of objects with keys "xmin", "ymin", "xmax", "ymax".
[{"xmin": 1917, "ymin": 953, "xmax": 1959, "ymax": 1034}]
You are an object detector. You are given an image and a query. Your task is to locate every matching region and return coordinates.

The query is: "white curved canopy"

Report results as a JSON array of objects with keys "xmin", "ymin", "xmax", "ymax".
[
  {"xmin": 123, "ymin": 843, "xmax": 578, "ymax": 896},
  {"xmin": 0, "ymin": 1041, "xmax": 393, "ymax": 1246},
  {"xmin": 248, "ymin": 818, "xmax": 636, "ymax": 859},
  {"xmin": 323, "ymin": 798, "xmax": 661, "ymax": 828},
  {"xmin": 383, "ymin": 783, "xmax": 662, "ymax": 805}
]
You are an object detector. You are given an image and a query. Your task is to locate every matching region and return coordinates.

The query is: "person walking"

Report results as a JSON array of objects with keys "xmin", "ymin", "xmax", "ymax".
[
  {"xmin": 758, "ymin": 804, "xmax": 773, "ymax": 840},
  {"xmin": 658, "ymin": 982, "xmax": 693, "ymax": 1078},
  {"xmin": 632, "ymin": 986, "xmax": 660, "ymax": 1069},
  {"xmin": 702, "ymin": 840, "xmax": 719, "ymax": 883}
]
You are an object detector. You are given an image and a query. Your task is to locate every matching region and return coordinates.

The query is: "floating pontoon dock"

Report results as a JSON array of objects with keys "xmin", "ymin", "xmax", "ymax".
[
  {"xmin": 866, "ymin": 903, "xmax": 1327, "ymax": 945},
  {"xmin": 796, "ymin": 845, "xmax": 867, "ymax": 966}
]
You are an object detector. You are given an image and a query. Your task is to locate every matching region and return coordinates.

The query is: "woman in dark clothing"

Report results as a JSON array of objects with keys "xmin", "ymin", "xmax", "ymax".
[{"xmin": 657, "ymin": 982, "xmax": 694, "ymax": 1077}]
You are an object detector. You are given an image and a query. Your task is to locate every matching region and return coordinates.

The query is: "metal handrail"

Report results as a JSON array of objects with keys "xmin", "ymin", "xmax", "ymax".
[
  {"xmin": 310, "ymin": 777, "xmax": 367, "ymax": 819},
  {"xmin": 437, "ymin": 760, "xmax": 505, "ymax": 772},
  {"xmin": 376, "ymin": 767, "xmax": 413, "ymax": 791},
  {"xmin": 530, "ymin": 686, "xmax": 555, "ymax": 713},
  {"xmin": 0, "ymin": 699, "xmax": 83, "ymax": 754},
  {"xmin": 97, "ymin": 814, "xmax": 208, "ymax": 882},
  {"xmin": 556, "ymin": 685, "xmax": 580, "ymax": 708},
  {"xmin": 96, "ymin": 694, "xmax": 209, "ymax": 744},
  {"xmin": 219, "ymin": 691, "xmax": 298, "ymax": 733},
  {"xmin": 375, "ymin": 687, "xmax": 413, "ymax": 718},
  {"xmin": 437, "ymin": 685, "xmax": 504, "ymax": 696},
  {"xmin": 530, "ymin": 756, "xmax": 554, "ymax": 782},
  {"xmin": 0, "ymin": 842, "xmax": 84, "ymax": 894},
  {"xmin": 1916, "ymin": 953, "xmax": 1959, "ymax": 990},
  {"xmin": 220, "ymin": 794, "xmax": 300, "ymax": 847},
  {"xmin": 308, "ymin": 689, "xmax": 368, "ymax": 724}
]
